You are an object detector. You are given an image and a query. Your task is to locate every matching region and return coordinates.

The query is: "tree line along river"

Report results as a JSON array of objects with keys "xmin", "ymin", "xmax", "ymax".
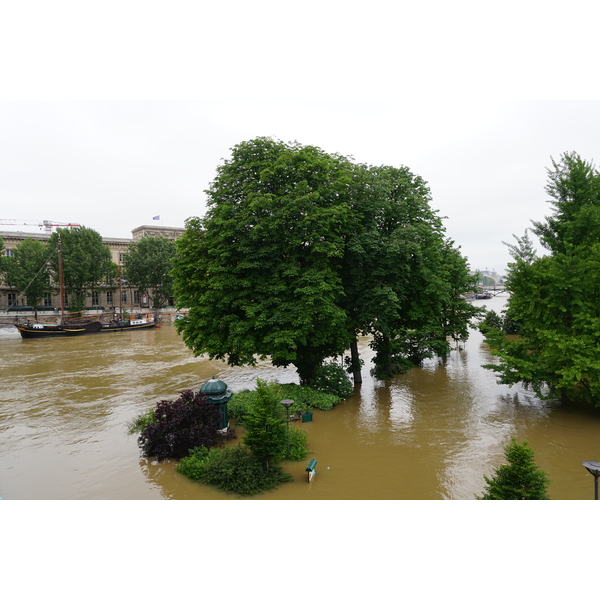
[{"xmin": 1, "ymin": 293, "xmax": 599, "ymax": 499}]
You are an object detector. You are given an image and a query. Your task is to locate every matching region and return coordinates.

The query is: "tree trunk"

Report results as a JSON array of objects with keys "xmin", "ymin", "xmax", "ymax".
[
  {"xmin": 382, "ymin": 334, "xmax": 393, "ymax": 379},
  {"xmin": 350, "ymin": 337, "xmax": 362, "ymax": 384}
]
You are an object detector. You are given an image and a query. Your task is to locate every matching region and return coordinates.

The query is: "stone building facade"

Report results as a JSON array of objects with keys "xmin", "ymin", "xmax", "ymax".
[{"xmin": 0, "ymin": 225, "xmax": 184, "ymax": 312}]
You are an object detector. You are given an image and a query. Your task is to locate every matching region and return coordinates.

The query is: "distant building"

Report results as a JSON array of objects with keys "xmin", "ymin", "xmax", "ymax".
[
  {"xmin": 470, "ymin": 269, "xmax": 502, "ymax": 284},
  {"xmin": 0, "ymin": 225, "xmax": 185, "ymax": 311}
]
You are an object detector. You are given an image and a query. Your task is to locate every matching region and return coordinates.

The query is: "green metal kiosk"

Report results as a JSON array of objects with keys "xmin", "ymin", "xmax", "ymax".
[{"xmin": 200, "ymin": 376, "xmax": 232, "ymax": 431}]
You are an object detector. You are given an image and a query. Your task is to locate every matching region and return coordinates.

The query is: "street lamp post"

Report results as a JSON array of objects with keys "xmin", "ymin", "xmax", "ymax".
[
  {"xmin": 280, "ymin": 398, "xmax": 294, "ymax": 458},
  {"xmin": 582, "ymin": 461, "xmax": 600, "ymax": 500}
]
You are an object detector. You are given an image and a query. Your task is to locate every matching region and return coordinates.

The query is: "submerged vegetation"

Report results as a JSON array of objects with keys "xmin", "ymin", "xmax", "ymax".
[
  {"xmin": 177, "ymin": 445, "xmax": 294, "ymax": 496},
  {"xmin": 129, "ymin": 389, "xmax": 228, "ymax": 461},
  {"xmin": 477, "ymin": 438, "xmax": 551, "ymax": 500},
  {"xmin": 131, "ymin": 379, "xmax": 312, "ymax": 496}
]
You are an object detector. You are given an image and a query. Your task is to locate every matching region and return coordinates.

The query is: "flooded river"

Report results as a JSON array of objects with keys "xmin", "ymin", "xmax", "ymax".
[{"xmin": 2, "ymin": 294, "xmax": 600, "ymax": 500}]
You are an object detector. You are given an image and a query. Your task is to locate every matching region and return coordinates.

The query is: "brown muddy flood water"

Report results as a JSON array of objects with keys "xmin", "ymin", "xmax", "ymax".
[{"xmin": 2, "ymin": 294, "xmax": 600, "ymax": 500}]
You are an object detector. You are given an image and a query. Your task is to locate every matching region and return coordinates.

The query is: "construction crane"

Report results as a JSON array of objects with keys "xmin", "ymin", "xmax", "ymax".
[{"xmin": 0, "ymin": 219, "xmax": 81, "ymax": 233}]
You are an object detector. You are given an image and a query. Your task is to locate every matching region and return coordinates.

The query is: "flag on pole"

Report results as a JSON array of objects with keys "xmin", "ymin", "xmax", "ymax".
[{"xmin": 152, "ymin": 215, "xmax": 160, "ymax": 220}]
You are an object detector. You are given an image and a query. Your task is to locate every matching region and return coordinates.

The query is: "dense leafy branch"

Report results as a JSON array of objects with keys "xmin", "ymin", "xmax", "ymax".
[{"xmin": 484, "ymin": 152, "xmax": 600, "ymax": 406}]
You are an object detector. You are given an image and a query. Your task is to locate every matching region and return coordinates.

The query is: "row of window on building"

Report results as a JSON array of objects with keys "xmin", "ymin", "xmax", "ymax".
[{"xmin": 7, "ymin": 290, "xmax": 143, "ymax": 308}]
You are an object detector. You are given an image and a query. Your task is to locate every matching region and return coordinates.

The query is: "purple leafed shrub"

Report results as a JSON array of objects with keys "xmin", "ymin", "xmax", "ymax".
[{"xmin": 137, "ymin": 389, "xmax": 224, "ymax": 461}]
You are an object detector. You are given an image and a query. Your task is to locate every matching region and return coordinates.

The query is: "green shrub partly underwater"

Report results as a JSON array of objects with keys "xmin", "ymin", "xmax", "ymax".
[
  {"xmin": 230, "ymin": 382, "xmax": 346, "ymax": 423},
  {"xmin": 310, "ymin": 362, "xmax": 354, "ymax": 399},
  {"xmin": 177, "ymin": 445, "xmax": 293, "ymax": 496},
  {"xmin": 127, "ymin": 407, "xmax": 158, "ymax": 435},
  {"xmin": 281, "ymin": 383, "xmax": 343, "ymax": 411},
  {"xmin": 279, "ymin": 426, "xmax": 309, "ymax": 461}
]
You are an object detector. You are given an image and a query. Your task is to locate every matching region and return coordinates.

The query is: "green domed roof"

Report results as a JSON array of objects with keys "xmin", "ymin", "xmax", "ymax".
[{"xmin": 200, "ymin": 376, "xmax": 231, "ymax": 401}]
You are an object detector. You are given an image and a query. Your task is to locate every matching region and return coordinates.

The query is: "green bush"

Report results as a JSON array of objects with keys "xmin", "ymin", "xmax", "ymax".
[
  {"xmin": 177, "ymin": 446, "xmax": 210, "ymax": 480},
  {"xmin": 311, "ymin": 362, "xmax": 353, "ymax": 399},
  {"xmin": 231, "ymin": 380, "xmax": 346, "ymax": 425},
  {"xmin": 178, "ymin": 444, "xmax": 293, "ymax": 496},
  {"xmin": 227, "ymin": 389, "xmax": 257, "ymax": 421},
  {"xmin": 281, "ymin": 383, "xmax": 343, "ymax": 411},
  {"xmin": 478, "ymin": 309, "xmax": 504, "ymax": 333},
  {"xmin": 279, "ymin": 425, "xmax": 309, "ymax": 461}
]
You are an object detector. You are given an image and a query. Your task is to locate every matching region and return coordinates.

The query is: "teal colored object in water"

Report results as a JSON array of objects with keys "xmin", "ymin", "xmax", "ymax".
[{"xmin": 200, "ymin": 376, "xmax": 232, "ymax": 429}]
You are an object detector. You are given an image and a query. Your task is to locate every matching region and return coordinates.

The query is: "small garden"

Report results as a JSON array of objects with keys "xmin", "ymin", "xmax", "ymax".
[{"xmin": 128, "ymin": 362, "xmax": 353, "ymax": 496}]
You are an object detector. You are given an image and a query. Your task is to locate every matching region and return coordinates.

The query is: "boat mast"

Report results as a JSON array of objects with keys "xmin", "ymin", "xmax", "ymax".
[
  {"xmin": 119, "ymin": 265, "xmax": 123, "ymax": 321},
  {"xmin": 58, "ymin": 233, "xmax": 65, "ymax": 322}
]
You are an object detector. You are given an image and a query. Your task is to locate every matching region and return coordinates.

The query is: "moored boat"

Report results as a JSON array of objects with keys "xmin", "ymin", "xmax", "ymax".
[{"xmin": 17, "ymin": 313, "xmax": 156, "ymax": 339}]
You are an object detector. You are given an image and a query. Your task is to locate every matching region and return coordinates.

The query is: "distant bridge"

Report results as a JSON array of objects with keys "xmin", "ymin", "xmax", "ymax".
[{"xmin": 477, "ymin": 285, "xmax": 506, "ymax": 298}]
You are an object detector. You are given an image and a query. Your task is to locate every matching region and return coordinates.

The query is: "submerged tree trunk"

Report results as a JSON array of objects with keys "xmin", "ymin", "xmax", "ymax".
[{"xmin": 350, "ymin": 337, "xmax": 362, "ymax": 384}]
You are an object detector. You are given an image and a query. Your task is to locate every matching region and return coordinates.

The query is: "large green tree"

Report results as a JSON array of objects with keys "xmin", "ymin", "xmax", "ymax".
[
  {"xmin": 340, "ymin": 163, "xmax": 479, "ymax": 378},
  {"xmin": 1, "ymin": 238, "xmax": 52, "ymax": 316},
  {"xmin": 47, "ymin": 226, "xmax": 117, "ymax": 315},
  {"xmin": 484, "ymin": 152, "xmax": 600, "ymax": 406},
  {"xmin": 123, "ymin": 236, "xmax": 176, "ymax": 309},
  {"xmin": 174, "ymin": 138, "xmax": 355, "ymax": 384},
  {"xmin": 173, "ymin": 137, "xmax": 477, "ymax": 384}
]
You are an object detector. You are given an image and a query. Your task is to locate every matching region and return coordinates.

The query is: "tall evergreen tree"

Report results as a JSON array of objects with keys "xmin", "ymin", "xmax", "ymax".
[
  {"xmin": 477, "ymin": 438, "xmax": 550, "ymax": 500},
  {"xmin": 242, "ymin": 379, "xmax": 288, "ymax": 470}
]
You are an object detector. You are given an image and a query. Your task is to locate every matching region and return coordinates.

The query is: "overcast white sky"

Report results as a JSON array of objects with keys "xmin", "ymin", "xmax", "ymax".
[{"xmin": 2, "ymin": 1, "xmax": 599, "ymax": 275}]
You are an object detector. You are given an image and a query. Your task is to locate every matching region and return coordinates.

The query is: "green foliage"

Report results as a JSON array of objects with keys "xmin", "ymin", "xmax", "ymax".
[
  {"xmin": 478, "ymin": 309, "xmax": 522, "ymax": 336},
  {"xmin": 242, "ymin": 379, "xmax": 288, "ymax": 469},
  {"xmin": 479, "ymin": 309, "xmax": 504, "ymax": 332},
  {"xmin": 310, "ymin": 362, "xmax": 353, "ymax": 399},
  {"xmin": 123, "ymin": 236, "xmax": 176, "ymax": 308},
  {"xmin": 485, "ymin": 153, "xmax": 600, "ymax": 406},
  {"xmin": 532, "ymin": 151, "xmax": 600, "ymax": 253},
  {"xmin": 173, "ymin": 137, "xmax": 477, "ymax": 385},
  {"xmin": 230, "ymin": 381, "xmax": 344, "ymax": 424},
  {"xmin": 1, "ymin": 238, "xmax": 51, "ymax": 314},
  {"xmin": 126, "ymin": 407, "xmax": 158, "ymax": 435},
  {"xmin": 178, "ymin": 445, "xmax": 293, "ymax": 496},
  {"xmin": 477, "ymin": 438, "xmax": 551, "ymax": 500},
  {"xmin": 279, "ymin": 426, "xmax": 309, "ymax": 461},
  {"xmin": 47, "ymin": 227, "xmax": 117, "ymax": 314},
  {"xmin": 280, "ymin": 383, "xmax": 342, "ymax": 411},
  {"xmin": 173, "ymin": 138, "xmax": 355, "ymax": 385},
  {"xmin": 227, "ymin": 389, "xmax": 257, "ymax": 421},
  {"xmin": 176, "ymin": 446, "xmax": 211, "ymax": 481},
  {"xmin": 0, "ymin": 237, "xmax": 5, "ymax": 276}
]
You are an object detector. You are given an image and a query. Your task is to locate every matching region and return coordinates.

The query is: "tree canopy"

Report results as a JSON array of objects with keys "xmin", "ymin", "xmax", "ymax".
[
  {"xmin": 1, "ymin": 237, "xmax": 52, "ymax": 314},
  {"xmin": 484, "ymin": 152, "xmax": 600, "ymax": 406},
  {"xmin": 47, "ymin": 226, "xmax": 117, "ymax": 314},
  {"xmin": 173, "ymin": 137, "xmax": 478, "ymax": 384},
  {"xmin": 123, "ymin": 235, "xmax": 176, "ymax": 308}
]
